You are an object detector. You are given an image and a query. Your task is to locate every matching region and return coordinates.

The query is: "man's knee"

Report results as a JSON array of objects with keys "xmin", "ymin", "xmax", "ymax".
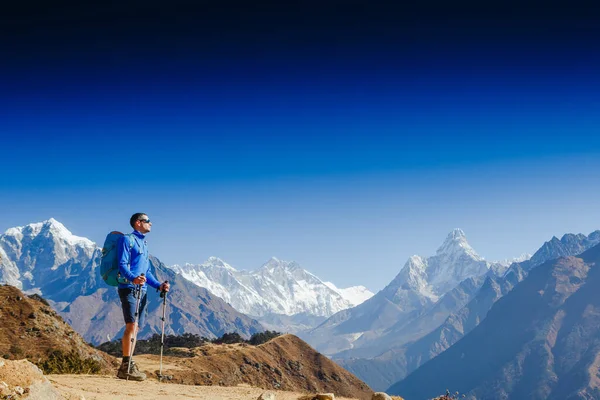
[{"xmin": 124, "ymin": 322, "xmax": 138, "ymax": 334}]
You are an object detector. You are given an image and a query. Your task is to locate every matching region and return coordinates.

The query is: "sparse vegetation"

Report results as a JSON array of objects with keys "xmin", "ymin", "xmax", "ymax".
[
  {"xmin": 248, "ymin": 330, "xmax": 282, "ymax": 345},
  {"xmin": 96, "ymin": 331, "xmax": 283, "ymax": 356},
  {"xmin": 9, "ymin": 345, "xmax": 24, "ymax": 357},
  {"xmin": 212, "ymin": 330, "xmax": 281, "ymax": 345},
  {"xmin": 96, "ymin": 333, "xmax": 211, "ymax": 356},
  {"xmin": 212, "ymin": 332, "xmax": 244, "ymax": 344},
  {"xmin": 35, "ymin": 350, "xmax": 103, "ymax": 374},
  {"xmin": 27, "ymin": 293, "xmax": 50, "ymax": 306}
]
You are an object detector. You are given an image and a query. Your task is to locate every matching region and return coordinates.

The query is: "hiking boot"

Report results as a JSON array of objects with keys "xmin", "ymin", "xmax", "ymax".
[{"xmin": 117, "ymin": 360, "xmax": 146, "ymax": 381}]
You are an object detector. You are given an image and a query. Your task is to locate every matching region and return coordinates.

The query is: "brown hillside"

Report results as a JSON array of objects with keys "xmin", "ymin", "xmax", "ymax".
[
  {"xmin": 0, "ymin": 285, "xmax": 116, "ymax": 373},
  {"xmin": 135, "ymin": 334, "xmax": 373, "ymax": 399}
]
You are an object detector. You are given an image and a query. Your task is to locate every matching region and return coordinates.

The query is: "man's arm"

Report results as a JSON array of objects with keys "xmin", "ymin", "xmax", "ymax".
[
  {"xmin": 145, "ymin": 269, "xmax": 162, "ymax": 290},
  {"xmin": 117, "ymin": 235, "xmax": 137, "ymax": 282}
]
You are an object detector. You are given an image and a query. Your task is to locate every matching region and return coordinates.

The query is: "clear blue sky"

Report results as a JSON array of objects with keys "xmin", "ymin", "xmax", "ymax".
[{"xmin": 1, "ymin": 1, "xmax": 599, "ymax": 291}]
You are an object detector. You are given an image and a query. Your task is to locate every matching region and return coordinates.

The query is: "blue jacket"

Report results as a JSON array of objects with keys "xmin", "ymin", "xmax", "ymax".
[{"xmin": 117, "ymin": 230, "xmax": 161, "ymax": 290}]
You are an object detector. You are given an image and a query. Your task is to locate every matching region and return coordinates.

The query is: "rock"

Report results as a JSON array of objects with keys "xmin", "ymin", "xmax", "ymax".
[
  {"xmin": 0, "ymin": 381, "xmax": 10, "ymax": 396},
  {"xmin": 372, "ymin": 393, "xmax": 392, "ymax": 400},
  {"xmin": 315, "ymin": 394, "xmax": 335, "ymax": 400},
  {"xmin": 0, "ymin": 359, "xmax": 62, "ymax": 399},
  {"xmin": 258, "ymin": 392, "xmax": 276, "ymax": 400},
  {"xmin": 0, "ymin": 360, "xmax": 4, "ymax": 367}
]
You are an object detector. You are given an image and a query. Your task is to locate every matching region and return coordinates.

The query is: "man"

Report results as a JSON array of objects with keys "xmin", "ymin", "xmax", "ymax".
[{"xmin": 116, "ymin": 212, "xmax": 170, "ymax": 381}]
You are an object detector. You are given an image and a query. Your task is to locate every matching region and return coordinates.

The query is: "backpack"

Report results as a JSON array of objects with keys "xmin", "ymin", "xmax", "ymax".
[{"xmin": 100, "ymin": 231, "xmax": 133, "ymax": 286}]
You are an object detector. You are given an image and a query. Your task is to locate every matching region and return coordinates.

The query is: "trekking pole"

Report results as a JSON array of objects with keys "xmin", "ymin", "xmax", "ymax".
[
  {"xmin": 127, "ymin": 273, "xmax": 144, "ymax": 379},
  {"xmin": 158, "ymin": 281, "xmax": 169, "ymax": 382}
]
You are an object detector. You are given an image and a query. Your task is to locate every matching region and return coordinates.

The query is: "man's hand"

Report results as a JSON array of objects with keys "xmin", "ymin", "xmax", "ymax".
[
  {"xmin": 132, "ymin": 275, "xmax": 146, "ymax": 285},
  {"xmin": 159, "ymin": 281, "xmax": 170, "ymax": 293}
]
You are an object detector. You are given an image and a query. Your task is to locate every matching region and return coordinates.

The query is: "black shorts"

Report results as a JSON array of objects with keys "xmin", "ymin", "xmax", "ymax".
[{"xmin": 118, "ymin": 287, "xmax": 148, "ymax": 327}]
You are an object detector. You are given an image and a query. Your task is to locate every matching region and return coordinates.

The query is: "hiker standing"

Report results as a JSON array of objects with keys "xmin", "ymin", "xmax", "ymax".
[{"xmin": 116, "ymin": 213, "xmax": 170, "ymax": 381}]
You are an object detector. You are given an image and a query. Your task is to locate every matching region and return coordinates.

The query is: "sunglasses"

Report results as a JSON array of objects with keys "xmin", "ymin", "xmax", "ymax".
[{"xmin": 138, "ymin": 218, "xmax": 151, "ymax": 223}]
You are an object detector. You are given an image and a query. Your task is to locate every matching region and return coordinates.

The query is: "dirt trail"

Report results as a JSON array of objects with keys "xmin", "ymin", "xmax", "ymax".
[{"xmin": 49, "ymin": 374, "xmax": 359, "ymax": 400}]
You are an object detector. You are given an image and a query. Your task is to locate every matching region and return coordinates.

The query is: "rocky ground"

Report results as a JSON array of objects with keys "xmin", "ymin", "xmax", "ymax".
[
  {"xmin": 0, "ymin": 357, "xmax": 359, "ymax": 400},
  {"xmin": 3, "ymin": 357, "xmax": 402, "ymax": 400},
  {"xmin": 143, "ymin": 335, "xmax": 373, "ymax": 399},
  {"xmin": 49, "ymin": 374, "xmax": 360, "ymax": 400}
]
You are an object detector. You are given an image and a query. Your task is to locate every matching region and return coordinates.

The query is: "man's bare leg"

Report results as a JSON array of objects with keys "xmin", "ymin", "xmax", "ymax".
[{"xmin": 122, "ymin": 322, "xmax": 137, "ymax": 358}]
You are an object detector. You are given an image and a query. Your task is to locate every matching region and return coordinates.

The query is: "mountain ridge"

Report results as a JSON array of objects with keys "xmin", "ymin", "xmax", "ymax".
[
  {"xmin": 170, "ymin": 255, "xmax": 374, "ymax": 319},
  {"xmin": 340, "ymin": 229, "xmax": 600, "ymax": 391},
  {"xmin": 389, "ymin": 242, "xmax": 600, "ymax": 400},
  {"xmin": 0, "ymin": 219, "xmax": 373, "ymax": 343},
  {"xmin": 301, "ymin": 229, "xmax": 507, "ymax": 357}
]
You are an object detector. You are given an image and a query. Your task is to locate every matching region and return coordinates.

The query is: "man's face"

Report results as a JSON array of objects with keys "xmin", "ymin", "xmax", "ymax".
[{"xmin": 135, "ymin": 214, "xmax": 152, "ymax": 234}]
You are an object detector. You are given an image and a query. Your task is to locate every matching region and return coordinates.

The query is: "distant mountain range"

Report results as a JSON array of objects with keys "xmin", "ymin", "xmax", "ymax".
[
  {"xmin": 339, "ymin": 230, "xmax": 600, "ymax": 391},
  {"xmin": 390, "ymin": 241, "xmax": 600, "ymax": 400},
  {"xmin": 0, "ymin": 219, "xmax": 372, "ymax": 343},
  {"xmin": 300, "ymin": 229, "xmax": 525, "ymax": 357},
  {"xmin": 169, "ymin": 257, "xmax": 373, "ymax": 331}
]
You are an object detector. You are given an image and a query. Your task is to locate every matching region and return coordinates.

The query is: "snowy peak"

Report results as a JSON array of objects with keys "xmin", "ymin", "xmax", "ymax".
[
  {"xmin": 495, "ymin": 253, "xmax": 532, "ymax": 268},
  {"xmin": 407, "ymin": 255, "xmax": 427, "ymax": 271},
  {"xmin": 0, "ymin": 219, "xmax": 98, "ymax": 293},
  {"xmin": 260, "ymin": 257, "xmax": 301, "ymax": 271},
  {"xmin": 257, "ymin": 257, "xmax": 308, "ymax": 282},
  {"xmin": 529, "ymin": 230, "xmax": 600, "ymax": 266},
  {"xmin": 394, "ymin": 255, "xmax": 428, "ymax": 290},
  {"xmin": 200, "ymin": 256, "xmax": 237, "ymax": 271},
  {"xmin": 4, "ymin": 218, "xmax": 95, "ymax": 249},
  {"xmin": 170, "ymin": 256, "xmax": 371, "ymax": 318},
  {"xmin": 324, "ymin": 282, "xmax": 374, "ymax": 306},
  {"xmin": 386, "ymin": 229, "xmax": 492, "ymax": 303},
  {"xmin": 436, "ymin": 228, "xmax": 481, "ymax": 261}
]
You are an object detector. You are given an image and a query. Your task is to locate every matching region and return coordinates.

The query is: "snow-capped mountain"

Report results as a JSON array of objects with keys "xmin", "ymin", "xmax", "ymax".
[
  {"xmin": 0, "ymin": 218, "xmax": 97, "ymax": 297},
  {"xmin": 494, "ymin": 253, "xmax": 532, "ymax": 268},
  {"xmin": 389, "ymin": 241, "xmax": 600, "ymax": 400},
  {"xmin": 385, "ymin": 229, "xmax": 500, "ymax": 302},
  {"xmin": 339, "ymin": 230, "xmax": 600, "ymax": 392},
  {"xmin": 169, "ymin": 256, "xmax": 374, "ymax": 318},
  {"xmin": 323, "ymin": 281, "xmax": 373, "ymax": 305},
  {"xmin": 302, "ymin": 229, "xmax": 506, "ymax": 356},
  {"xmin": 528, "ymin": 231, "xmax": 600, "ymax": 266}
]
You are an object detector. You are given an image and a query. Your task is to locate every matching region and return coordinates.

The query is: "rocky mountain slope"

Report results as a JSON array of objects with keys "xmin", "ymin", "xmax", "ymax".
[
  {"xmin": 302, "ymin": 229, "xmax": 507, "ymax": 356},
  {"xmin": 144, "ymin": 334, "xmax": 373, "ymax": 399},
  {"xmin": 0, "ymin": 285, "xmax": 116, "ymax": 373},
  {"xmin": 389, "ymin": 242, "xmax": 600, "ymax": 400},
  {"xmin": 340, "ymin": 230, "xmax": 600, "ymax": 391},
  {"xmin": 0, "ymin": 219, "xmax": 263, "ymax": 345}
]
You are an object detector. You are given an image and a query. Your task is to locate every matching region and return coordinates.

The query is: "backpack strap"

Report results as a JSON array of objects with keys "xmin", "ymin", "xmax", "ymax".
[{"xmin": 116, "ymin": 233, "xmax": 136, "ymax": 285}]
